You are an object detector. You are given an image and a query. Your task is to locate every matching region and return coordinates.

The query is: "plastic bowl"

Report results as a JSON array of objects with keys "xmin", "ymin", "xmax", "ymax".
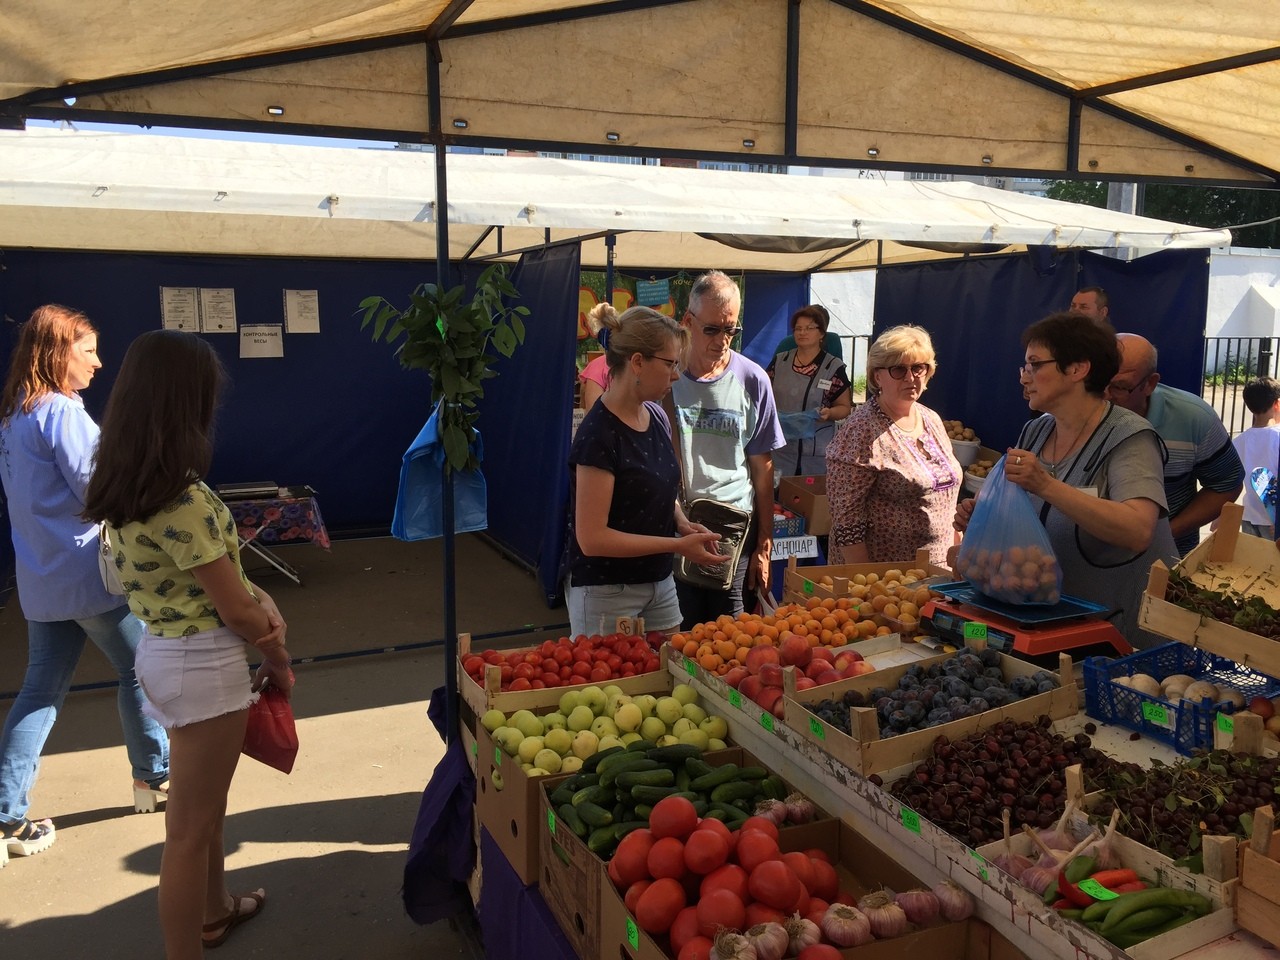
[
  {"xmin": 964, "ymin": 471, "xmax": 987, "ymax": 495},
  {"xmin": 950, "ymin": 438, "xmax": 980, "ymax": 467}
]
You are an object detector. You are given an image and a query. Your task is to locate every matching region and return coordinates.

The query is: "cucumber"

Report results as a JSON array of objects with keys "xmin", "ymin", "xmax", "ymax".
[
  {"xmin": 597, "ymin": 750, "xmax": 655, "ymax": 776},
  {"xmin": 645, "ymin": 744, "xmax": 702, "ymax": 764},
  {"xmin": 572, "ymin": 784, "xmax": 613, "ymax": 807},
  {"xmin": 557, "ymin": 803, "xmax": 589, "ymax": 838},
  {"xmin": 758, "ymin": 775, "xmax": 787, "ymax": 800},
  {"xmin": 736, "ymin": 766, "xmax": 769, "ymax": 780},
  {"xmin": 675, "ymin": 767, "xmax": 691, "ymax": 792},
  {"xmin": 613, "ymin": 821, "xmax": 649, "ymax": 840},
  {"xmin": 581, "ymin": 746, "xmax": 624, "ymax": 773},
  {"xmin": 684, "ymin": 757, "xmax": 714, "ymax": 778},
  {"xmin": 626, "ymin": 739, "xmax": 658, "ymax": 752},
  {"xmin": 577, "ymin": 801, "xmax": 614, "ymax": 828},
  {"xmin": 631, "ymin": 784, "xmax": 680, "ymax": 804},
  {"xmin": 634, "ymin": 803, "xmax": 653, "ymax": 819},
  {"xmin": 692, "ymin": 799, "xmax": 709, "ymax": 817},
  {"xmin": 711, "ymin": 781, "xmax": 761, "ymax": 804},
  {"xmin": 617, "ymin": 768, "xmax": 676, "ymax": 789},
  {"xmin": 549, "ymin": 781, "xmax": 578, "ymax": 807},
  {"xmin": 599, "ymin": 756, "xmax": 660, "ymax": 787},
  {"xmin": 588, "ymin": 825, "xmax": 620, "ymax": 856},
  {"xmin": 690, "ymin": 763, "xmax": 739, "ymax": 792},
  {"xmin": 707, "ymin": 803, "xmax": 749, "ymax": 825}
]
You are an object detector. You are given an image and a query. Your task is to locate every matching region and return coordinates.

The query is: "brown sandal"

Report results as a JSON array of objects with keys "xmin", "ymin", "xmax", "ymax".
[{"xmin": 202, "ymin": 889, "xmax": 265, "ymax": 948}]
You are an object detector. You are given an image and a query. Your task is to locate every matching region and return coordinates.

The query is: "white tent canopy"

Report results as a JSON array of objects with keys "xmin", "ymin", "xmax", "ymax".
[
  {"xmin": 0, "ymin": 129, "xmax": 1230, "ymax": 271},
  {"xmin": 3, "ymin": 0, "xmax": 1280, "ymax": 187}
]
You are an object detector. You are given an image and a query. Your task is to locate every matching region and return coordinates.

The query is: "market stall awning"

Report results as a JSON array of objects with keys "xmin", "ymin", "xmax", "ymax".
[
  {"xmin": 0, "ymin": 129, "xmax": 1231, "ymax": 271},
  {"xmin": 1, "ymin": 1, "xmax": 1279, "ymax": 187}
]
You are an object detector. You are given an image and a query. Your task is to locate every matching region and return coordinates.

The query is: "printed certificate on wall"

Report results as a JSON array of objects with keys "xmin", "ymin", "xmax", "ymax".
[
  {"xmin": 200, "ymin": 288, "xmax": 238, "ymax": 333},
  {"xmin": 160, "ymin": 287, "xmax": 199, "ymax": 331},
  {"xmin": 284, "ymin": 289, "xmax": 320, "ymax": 333}
]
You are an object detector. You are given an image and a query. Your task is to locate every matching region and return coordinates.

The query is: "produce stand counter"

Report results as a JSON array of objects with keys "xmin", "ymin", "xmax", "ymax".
[{"xmin": 662, "ymin": 655, "xmax": 1273, "ymax": 960}]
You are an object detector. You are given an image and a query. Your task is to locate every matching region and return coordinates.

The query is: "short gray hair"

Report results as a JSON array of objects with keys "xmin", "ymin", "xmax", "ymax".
[{"xmin": 688, "ymin": 270, "xmax": 740, "ymax": 318}]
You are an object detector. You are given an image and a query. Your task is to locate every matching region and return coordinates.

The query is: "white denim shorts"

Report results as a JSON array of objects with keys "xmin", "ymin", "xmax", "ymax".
[
  {"xmin": 135, "ymin": 626, "xmax": 257, "ymax": 729},
  {"xmin": 567, "ymin": 574, "xmax": 681, "ymax": 638}
]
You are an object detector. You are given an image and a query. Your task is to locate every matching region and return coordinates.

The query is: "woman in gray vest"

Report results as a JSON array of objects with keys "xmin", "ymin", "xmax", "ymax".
[{"xmin": 767, "ymin": 305, "xmax": 853, "ymax": 483}]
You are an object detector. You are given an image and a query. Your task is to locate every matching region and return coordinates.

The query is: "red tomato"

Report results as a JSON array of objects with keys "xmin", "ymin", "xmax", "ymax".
[
  {"xmin": 592, "ymin": 648, "xmax": 610, "ymax": 663},
  {"xmin": 571, "ymin": 661, "xmax": 593, "ymax": 679},
  {"xmin": 607, "ymin": 855, "xmax": 624, "ymax": 890},
  {"xmin": 699, "ymin": 863, "xmax": 750, "ymax": 903},
  {"xmin": 606, "ymin": 654, "xmax": 623, "ymax": 672},
  {"xmin": 508, "ymin": 677, "xmax": 531, "ymax": 691},
  {"xmin": 782, "ymin": 852, "xmax": 815, "ymax": 891},
  {"xmin": 805, "ymin": 897, "xmax": 829, "ymax": 926},
  {"xmin": 513, "ymin": 663, "xmax": 537, "ymax": 681},
  {"xmin": 634, "ymin": 877, "xmax": 686, "ymax": 935},
  {"xmin": 559, "ymin": 666, "xmax": 573, "ymax": 680},
  {"xmin": 678, "ymin": 938, "xmax": 713, "ymax": 960},
  {"xmin": 539, "ymin": 657, "xmax": 557, "ymax": 673},
  {"xmin": 624, "ymin": 879, "xmax": 652, "ymax": 914},
  {"xmin": 621, "ymin": 664, "xmax": 636, "ymax": 676},
  {"xmin": 804, "ymin": 847, "xmax": 831, "ymax": 864},
  {"xmin": 682, "ymin": 828, "xmax": 729, "ymax": 875},
  {"xmin": 643, "ymin": 656, "xmax": 660, "ymax": 672},
  {"xmin": 797, "ymin": 946, "xmax": 843, "ymax": 960},
  {"xmin": 573, "ymin": 634, "xmax": 590, "ymax": 645},
  {"xmin": 523, "ymin": 651, "xmax": 542, "ymax": 665},
  {"xmin": 650, "ymin": 796, "xmax": 698, "ymax": 841},
  {"xmin": 572, "ymin": 648, "xmax": 593, "ymax": 663},
  {"xmin": 695, "ymin": 887, "xmax": 746, "ymax": 938},
  {"xmin": 499, "ymin": 664, "xmax": 514, "ymax": 683},
  {"xmin": 539, "ymin": 640, "xmax": 557, "ymax": 658},
  {"xmin": 668, "ymin": 906, "xmax": 701, "ymax": 956},
  {"xmin": 553, "ymin": 646, "xmax": 574, "ymax": 665},
  {"xmin": 529, "ymin": 679, "xmax": 544, "ymax": 689},
  {"xmin": 807, "ymin": 858, "xmax": 839, "ymax": 901},
  {"xmin": 540, "ymin": 672, "xmax": 561, "ymax": 687},
  {"xmin": 480, "ymin": 648, "xmax": 503, "ymax": 664},
  {"xmin": 647, "ymin": 836, "xmax": 687, "ymax": 880},
  {"xmin": 613, "ymin": 829, "xmax": 656, "ymax": 887},
  {"xmin": 461, "ymin": 654, "xmax": 485, "ymax": 676},
  {"xmin": 735, "ymin": 830, "xmax": 780, "ymax": 873},
  {"xmin": 748, "ymin": 859, "xmax": 801, "ymax": 911},
  {"xmin": 694, "ymin": 817, "xmax": 732, "ymax": 843},
  {"xmin": 739, "ymin": 816, "xmax": 780, "ymax": 841},
  {"xmin": 590, "ymin": 664, "xmax": 612, "ymax": 683},
  {"xmin": 744, "ymin": 902, "xmax": 784, "ymax": 927}
]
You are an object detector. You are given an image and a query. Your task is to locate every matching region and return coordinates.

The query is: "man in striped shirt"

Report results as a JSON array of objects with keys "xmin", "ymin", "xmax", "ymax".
[{"xmin": 1107, "ymin": 334, "xmax": 1244, "ymax": 555}]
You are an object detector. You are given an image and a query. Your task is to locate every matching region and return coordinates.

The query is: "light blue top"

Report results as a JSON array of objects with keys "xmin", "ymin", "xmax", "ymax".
[{"xmin": 0, "ymin": 391, "xmax": 120, "ymax": 622}]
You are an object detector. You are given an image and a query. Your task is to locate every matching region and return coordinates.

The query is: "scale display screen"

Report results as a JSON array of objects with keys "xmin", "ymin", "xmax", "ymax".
[{"xmin": 929, "ymin": 608, "xmax": 1015, "ymax": 652}]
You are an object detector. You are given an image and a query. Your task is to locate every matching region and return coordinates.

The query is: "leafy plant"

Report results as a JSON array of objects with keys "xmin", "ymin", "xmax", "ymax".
[{"xmin": 358, "ymin": 264, "xmax": 528, "ymax": 472}]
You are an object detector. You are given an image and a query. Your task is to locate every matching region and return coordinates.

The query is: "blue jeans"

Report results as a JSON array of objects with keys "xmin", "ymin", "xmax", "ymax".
[{"xmin": 0, "ymin": 605, "xmax": 169, "ymax": 826}]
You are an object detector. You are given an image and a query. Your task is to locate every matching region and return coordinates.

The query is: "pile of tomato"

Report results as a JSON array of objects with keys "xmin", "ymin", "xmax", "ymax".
[{"xmin": 461, "ymin": 633, "xmax": 662, "ymax": 692}]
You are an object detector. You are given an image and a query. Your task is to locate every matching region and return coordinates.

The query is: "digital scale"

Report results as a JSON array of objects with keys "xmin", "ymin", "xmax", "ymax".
[{"xmin": 921, "ymin": 581, "xmax": 1133, "ymax": 665}]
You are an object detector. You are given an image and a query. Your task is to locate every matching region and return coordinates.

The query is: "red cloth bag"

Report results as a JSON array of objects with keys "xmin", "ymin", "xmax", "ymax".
[{"xmin": 242, "ymin": 685, "xmax": 299, "ymax": 774}]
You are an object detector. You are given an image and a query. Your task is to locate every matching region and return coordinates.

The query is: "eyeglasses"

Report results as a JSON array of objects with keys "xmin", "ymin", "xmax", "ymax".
[
  {"xmin": 1106, "ymin": 378, "xmax": 1146, "ymax": 397},
  {"xmin": 793, "ymin": 325, "xmax": 822, "ymax": 334},
  {"xmin": 649, "ymin": 354, "xmax": 681, "ymax": 371},
  {"xmin": 883, "ymin": 362, "xmax": 931, "ymax": 380},
  {"xmin": 700, "ymin": 324, "xmax": 741, "ymax": 339},
  {"xmin": 1018, "ymin": 359, "xmax": 1058, "ymax": 376}
]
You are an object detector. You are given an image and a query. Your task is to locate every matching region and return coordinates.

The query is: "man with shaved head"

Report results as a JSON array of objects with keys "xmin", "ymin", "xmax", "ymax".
[{"xmin": 1106, "ymin": 333, "xmax": 1243, "ymax": 555}]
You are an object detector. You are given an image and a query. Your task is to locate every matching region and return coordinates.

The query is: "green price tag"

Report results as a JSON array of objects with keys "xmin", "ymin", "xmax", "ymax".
[
  {"xmin": 1077, "ymin": 879, "xmax": 1119, "ymax": 900},
  {"xmin": 760, "ymin": 713, "xmax": 775, "ymax": 733},
  {"xmin": 1217, "ymin": 712, "xmax": 1234, "ymax": 734},
  {"xmin": 900, "ymin": 808, "xmax": 921, "ymax": 833},
  {"xmin": 804, "ymin": 580, "xmax": 814, "ymax": 595},
  {"xmin": 728, "ymin": 689, "xmax": 743, "ymax": 709},
  {"xmin": 495, "ymin": 747, "xmax": 502, "ymax": 766},
  {"xmin": 547, "ymin": 809, "xmax": 556, "ymax": 835},
  {"xmin": 962, "ymin": 622, "xmax": 987, "ymax": 640},
  {"xmin": 685, "ymin": 659, "xmax": 697, "ymax": 677},
  {"xmin": 1141, "ymin": 701, "xmax": 1169, "ymax": 724},
  {"xmin": 970, "ymin": 850, "xmax": 988, "ymax": 881},
  {"xmin": 471, "ymin": 740, "xmax": 477, "ymax": 757},
  {"xmin": 809, "ymin": 716, "xmax": 826, "ymax": 740},
  {"xmin": 626, "ymin": 918, "xmax": 639, "ymax": 949}
]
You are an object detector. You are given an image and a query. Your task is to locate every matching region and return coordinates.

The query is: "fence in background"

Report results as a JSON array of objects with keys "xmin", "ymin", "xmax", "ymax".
[{"xmin": 1202, "ymin": 337, "xmax": 1278, "ymax": 436}]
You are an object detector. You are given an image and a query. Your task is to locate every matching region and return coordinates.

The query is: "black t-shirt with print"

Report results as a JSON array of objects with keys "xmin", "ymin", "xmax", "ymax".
[{"xmin": 568, "ymin": 400, "xmax": 680, "ymax": 586}]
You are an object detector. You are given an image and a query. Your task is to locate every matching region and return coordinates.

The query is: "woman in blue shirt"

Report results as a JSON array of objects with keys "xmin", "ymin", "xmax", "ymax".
[{"xmin": 0, "ymin": 305, "xmax": 170, "ymax": 865}]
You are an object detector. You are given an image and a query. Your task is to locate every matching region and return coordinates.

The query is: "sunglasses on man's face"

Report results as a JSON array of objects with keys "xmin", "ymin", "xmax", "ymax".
[{"xmin": 700, "ymin": 324, "xmax": 741, "ymax": 339}]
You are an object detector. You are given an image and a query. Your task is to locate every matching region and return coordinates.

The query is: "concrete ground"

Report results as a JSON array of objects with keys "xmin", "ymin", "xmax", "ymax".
[{"xmin": 0, "ymin": 534, "xmax": 568, "ymax": 959}]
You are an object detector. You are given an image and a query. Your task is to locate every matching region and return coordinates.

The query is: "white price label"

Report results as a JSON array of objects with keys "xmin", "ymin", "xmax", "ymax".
[{"xmin": 771, "ymin": 536, "xmax": 819, "ymax": 561}]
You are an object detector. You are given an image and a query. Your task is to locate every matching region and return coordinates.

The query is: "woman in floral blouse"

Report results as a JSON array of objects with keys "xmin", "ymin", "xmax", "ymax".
[{"xmin": 825, "ymin": 325, "xmax": 961, "ymax": 566}]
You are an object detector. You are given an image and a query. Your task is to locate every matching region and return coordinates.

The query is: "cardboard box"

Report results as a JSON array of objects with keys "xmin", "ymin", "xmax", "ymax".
[
  {"xmin": 1139, "ymin": 507, "xmax": 1280, "ymax": 681},
  {"xmin": 778, "ymin": 474, "xmax": 831, "ymax": 535},
  {"xmin": 599, "ymin": 818, "xmax": 976, "ymax": 960},
  {"xmin": 783, "ymin": 646, "xmax": 1077, "ymax": 776},
  {"xmin": 782, "ymin": 549, "xmax": 952, "ymax": 605}
]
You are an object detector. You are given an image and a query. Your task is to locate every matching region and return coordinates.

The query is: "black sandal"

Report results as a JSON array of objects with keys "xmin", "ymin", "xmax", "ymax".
[{"xmin": 0, "ymin": 817, "xmax": 56, "ymax": 867}]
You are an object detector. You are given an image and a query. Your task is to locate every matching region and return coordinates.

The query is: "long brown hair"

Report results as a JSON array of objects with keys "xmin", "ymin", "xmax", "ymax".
[
  {"xmin": 83, "ymin": 330, "xmax": 226, "ymax": 527},
  {"xmin": 0, "ymin": 304, "xmax": 97, "ymax": 420}
]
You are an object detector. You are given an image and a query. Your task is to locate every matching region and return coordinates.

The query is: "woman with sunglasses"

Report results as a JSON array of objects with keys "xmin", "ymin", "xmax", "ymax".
[
  {"xmin": 766, "ymin": 305, "xmax": 853, "ymax": 483},
  {"xmin": 825, "ymin": 325, "xmax": 961, "ymax": 565},
  {"xmin": 954, "ymin": 314, "xmax": 1176, "ymax": 646},
  {"xmin": 566, "ymin": 303, "xmax": 725, "ymax": 638}
]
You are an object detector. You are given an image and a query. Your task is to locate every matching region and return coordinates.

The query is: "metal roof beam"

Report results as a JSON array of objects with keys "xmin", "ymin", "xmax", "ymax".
[{"xmin": 1080, "ymin": 47, "xmax": 1280, "ymax": 99}]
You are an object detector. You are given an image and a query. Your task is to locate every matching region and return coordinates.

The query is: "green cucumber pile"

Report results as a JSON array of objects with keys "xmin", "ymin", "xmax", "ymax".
[{"xmin": 547, "ymin": 741, "xmax": 786, "ymax": 859}]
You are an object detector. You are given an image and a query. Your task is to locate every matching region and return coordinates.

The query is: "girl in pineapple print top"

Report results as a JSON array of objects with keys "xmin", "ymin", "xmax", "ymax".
[{"xmin": 84, "ymin": 330, "xmax": 291, "ymax": 958}]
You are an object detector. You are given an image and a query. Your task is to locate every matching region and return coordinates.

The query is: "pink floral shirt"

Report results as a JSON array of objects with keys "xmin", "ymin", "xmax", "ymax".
[{"xmin": 824, "ymin": 396, "xmax": 962, "ymax": 565}]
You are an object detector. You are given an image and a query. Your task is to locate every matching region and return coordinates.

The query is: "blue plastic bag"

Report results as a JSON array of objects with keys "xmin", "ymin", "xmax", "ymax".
[
  {"xmin": 778, "ymin": 409, "xmax": 822, "ymax": 442},
  {"xmin": 953, "ymin": 457, "xmax": 1063, "ymax": 605},
  {"xmin": 391, "ymin": 404, "xmax": 488, "ymax": 540}
]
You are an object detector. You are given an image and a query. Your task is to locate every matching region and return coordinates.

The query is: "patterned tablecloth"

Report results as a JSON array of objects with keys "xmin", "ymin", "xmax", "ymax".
[{"xmin": 227, "ymin": 495, "xmax": 331, "ymax": 549}]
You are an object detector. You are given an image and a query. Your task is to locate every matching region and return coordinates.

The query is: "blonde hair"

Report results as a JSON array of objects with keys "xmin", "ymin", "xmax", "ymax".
[
  {"xmin": 1, "ymin": 304, "xmax": 97, "ymax": 419},
  {"xmin": 588, "ymin": 303, "xmax": 688, "ymax": 377},
  {"xmin": 866, "ymin": 325, "xmax": 936, "ymax": 394}
]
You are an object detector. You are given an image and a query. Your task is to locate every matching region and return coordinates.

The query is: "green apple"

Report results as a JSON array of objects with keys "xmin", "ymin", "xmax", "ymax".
[
  {"xmin": 708, "ymin": 737, "xmax": 727, "ymax": 751},
  {"xmin": 614, "ymin": 703, "xmax": 643, "ymax": 733},
  {"xmin": 566, "ymin": 705, "xmax": 595, "ymax": 732},
  {"xmin": 633, "ymin": 695, "xmax": 658, "ymax": 719},
  {"xmin": 543, "ymin": 728, "xmax": 573, "ymax": 756},
  {"xmin": 559, "ymin": 690, "xmax": 582, "ymax": 716},
  {"xmin": 494, "ymin": 727, "xmax": 524, "ymax": 756},
  {"xmin": 603, "ymin": 684, "xmax": 624, "ymax": 700},
  {"xmin": 620, "ymin": 732, "xmax": 642, "ymax": 746},
  {"xmin": 655, "ymin": 697, "xmax": 684, "ymax": 727},
  {"xmin": 656, "ymin": 734, "xmax": 680, "ymax": 747},
  {"xmin": 677, "ymin": 728, "xmax": 710, "ymax": 751},
  {"xmin": 597, "ymin": 735, "xmax": 625, "ymax": 752},
  {"xmin": 526, "ymin": 767, "xmax": 547, "ymax": 778},
  {"xmin": 671, "ymin": 717, "xmax": 697, "ymax": 737},
  {"xmin": 517, "ymin": 735, "xmax": 545, "ymax": 764},
  {"xmin": 681, "ymin": 703, "xmax": 708, "ymax": 725},
  {"xmin": 700, "ymin": 715, "xmax": 728, "ymax": 741},
  {"xmin": 590, "ymin": 716, "xmax": 619, "ymax": 740},
  {"xmin": 521, "ymin": 762, "xmax": 534, "ymax": 772},
  {"xmin": 533, "ymin": 749, "xmax": 562, "ymax": 774},
  {"xmin": 605, "ymin": 693, "xmax": 632, "ymax": 718},
  {"xmin": 579, "ymin": 686, "xmax": 607, "ymax": 715},
  {"xmin": 640, "ymin": 716, "xmax": 667, "ymax": 742},
  {"xmin": 671, "ymin": 683, "xmax": 698, "ymax": 706},
  {"xmin": 541, "ymin": 712, "xmax": 568, "ymax": 731},
  {"xmin": 560, "ymin": 755, "xmax": 584, "ymax": 773},
  {"xmin": 571, "ymin": 730, "xmax": 600, "ymax": 759},
  {"xmin": 511, "ymin": 710, "xmax": 545, "ymax": 738},
  {"xmin": 491, "ymin": 770, "xmax": 504, "ymax": 790},
  {"xmin": 480, "ymin": 709, "xmax": 507, "ymax": 733}
]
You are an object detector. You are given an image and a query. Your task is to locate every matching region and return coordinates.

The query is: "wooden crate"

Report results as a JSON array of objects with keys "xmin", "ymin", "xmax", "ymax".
[
  {"xmin": 456, "ymin": 632, "xmax": 672, "ymax": 723},
  {"xmin": 1237, "ymin": 804, "xmax": 1280, "ymax": 948},
  {"xmin": 1139, "ymin": 505, "xmax": 1280, "ymax": 681},
  {"xmin": 782, "ymin": 547, "xmax": 952, "ymax": 604},
  {"xmin": 782, "ymin": 645, "xmax": 1077, "ymax": 776}
]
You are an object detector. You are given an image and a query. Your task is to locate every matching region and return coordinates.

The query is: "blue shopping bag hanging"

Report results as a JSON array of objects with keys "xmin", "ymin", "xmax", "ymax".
[{"xmin": 391, "ymin": 404, "xmax": 488, "ymax": 540}]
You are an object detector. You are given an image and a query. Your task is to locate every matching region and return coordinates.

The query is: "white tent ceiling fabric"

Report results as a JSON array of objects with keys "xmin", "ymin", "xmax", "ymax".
[
  {"xmin": 0, "ymin": 129, "xmax": 1230, "ymax": 269},
  {"xmin": 1, "ymin": 1, "xmax": 1279, "ymax": 185}
]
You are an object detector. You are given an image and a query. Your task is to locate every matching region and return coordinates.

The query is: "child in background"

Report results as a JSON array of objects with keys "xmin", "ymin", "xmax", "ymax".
[{"xmin": 1232, "ymin": 377, "xmax": 1280, "ymax": 539}]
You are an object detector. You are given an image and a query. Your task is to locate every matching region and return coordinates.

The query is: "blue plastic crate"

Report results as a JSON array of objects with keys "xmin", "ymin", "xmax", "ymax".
[
  {"xmin": 772, "ymin": 513, "xmax": 806, "ymax": 538},
  {"xmin": 1083, "ymin": 642, "xmax": 1280, "ymax": 755}
]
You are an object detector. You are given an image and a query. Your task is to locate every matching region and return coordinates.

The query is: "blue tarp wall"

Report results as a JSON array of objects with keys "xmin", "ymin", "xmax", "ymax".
[{"xmin": 873, "ymin": 248, "xmax": 1210, "ymax": 455}]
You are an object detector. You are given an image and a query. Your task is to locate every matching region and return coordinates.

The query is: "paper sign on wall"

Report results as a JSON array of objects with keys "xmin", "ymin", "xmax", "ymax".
[
  {"xmin": 284, "ymin": 289, "xmax": 320, "ymax": 333},
  {"xmin": 160, "ymin": 287, "xmax": 199, "ymax": 331},
  {"xmin": 199, "ymin": 288, "xmax": 238, "ymax": 332},
  {"xmin": 240, "ymin": 324, "xmax": 284, "ymax": 358}
]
